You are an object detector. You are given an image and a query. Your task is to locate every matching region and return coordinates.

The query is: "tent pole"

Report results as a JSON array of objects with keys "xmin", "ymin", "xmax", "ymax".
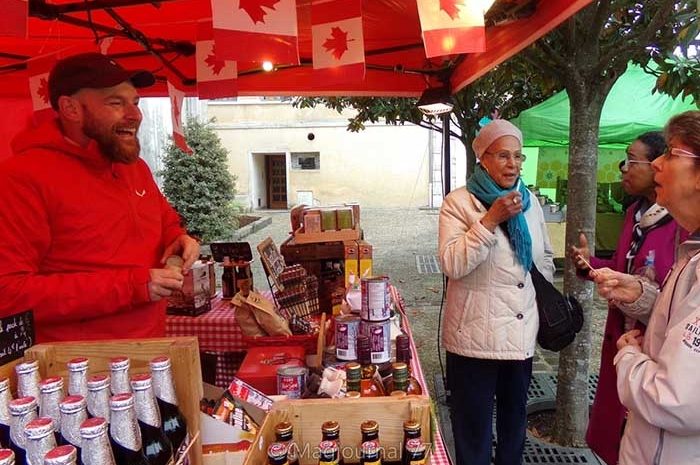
[{"xmin": 442, "ymin": 113, "xmax": 451, "ymax": 197}]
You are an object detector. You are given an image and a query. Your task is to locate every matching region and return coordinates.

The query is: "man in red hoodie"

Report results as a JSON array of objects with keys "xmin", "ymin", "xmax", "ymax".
[{"xmin": 0, "ymin": 53, "xmax": 200, "ymax": 343}]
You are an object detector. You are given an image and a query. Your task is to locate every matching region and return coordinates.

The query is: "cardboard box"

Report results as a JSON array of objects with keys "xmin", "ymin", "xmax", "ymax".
[
  {"xmin": 343, "ymin": 240, "xmax": 359, "ymax": 288},
  {"xmin": 358, "ymin": 239, "xmax": 373, "ymax": 279},
  {"xmin": 168, "ymin": 261, "xmax": 211, "ymax": 316},
  {"xmin": 23, "ymin": 337, "xmax": 204, "ymax": 465},
  {"xmin": 243, "ymin": 396, "xmax": 433, "ymax": 465}
]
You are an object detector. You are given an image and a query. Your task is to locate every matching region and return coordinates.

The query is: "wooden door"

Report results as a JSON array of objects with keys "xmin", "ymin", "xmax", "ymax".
[{"xmin": 266, "ymin": 154, "xmax": 287, "ymax": 209}]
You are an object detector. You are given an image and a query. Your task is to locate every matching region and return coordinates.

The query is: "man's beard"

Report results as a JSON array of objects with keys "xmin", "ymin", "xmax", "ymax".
[{"xmin": 82, "ymin": 107, "xmax": 141, "ymax": 164}]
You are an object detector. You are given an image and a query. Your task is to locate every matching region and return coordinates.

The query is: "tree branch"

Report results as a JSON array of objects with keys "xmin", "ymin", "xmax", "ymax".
[
  {"xmin": 520, "ymin": 46, "xmax": 562, "ymax": 80},
  {"xmin": 531, "ymin": 35, "xmax": 570, "ymax": 72},
  {"xmin": 590, "ymin": 0, "xmax": 612, "ymax": 39}
]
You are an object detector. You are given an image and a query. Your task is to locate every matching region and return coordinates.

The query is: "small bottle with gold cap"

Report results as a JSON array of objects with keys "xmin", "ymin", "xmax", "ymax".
[
  {"xmin": 320, "ymin": 421, "xmax": 344, "ymax": 465},
  {"xmin": 267, "ymin": 442, "xmax": 289, "ymax": 465},
  {"xmin": 401, "ymin": 420, "xmax": 422, "ymax": 465},
  {"xmin": 360, "ymin": 420, "xmax": 382, "ymax": 464},
  {"xmin": 274, "ymin": 422, "xmax": 299, "ymax": 465}
]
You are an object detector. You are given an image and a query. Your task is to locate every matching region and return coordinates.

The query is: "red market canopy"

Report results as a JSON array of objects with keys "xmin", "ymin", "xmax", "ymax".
[{"xmin": 0, "ymin": 0, "xmax": 591, "ymax": 99}]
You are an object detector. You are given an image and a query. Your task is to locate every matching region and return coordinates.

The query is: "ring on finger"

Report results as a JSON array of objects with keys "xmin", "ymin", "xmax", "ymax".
[{"xmin": 513, "ymin": 197, "xmax": 519, "ymax": 205}]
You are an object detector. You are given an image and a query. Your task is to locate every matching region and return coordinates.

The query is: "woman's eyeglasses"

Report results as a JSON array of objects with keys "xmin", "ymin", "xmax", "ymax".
[
  {"xmin": 665, "ymin": 147, "xmax": 699, "ymax": 159},
  {"xmin": 620, "ymin": 158, "xmax": 652, "ymax": 172},
  {"xmin": 486, "ymin": 151, "xmax": 527, "ymax": 163}
]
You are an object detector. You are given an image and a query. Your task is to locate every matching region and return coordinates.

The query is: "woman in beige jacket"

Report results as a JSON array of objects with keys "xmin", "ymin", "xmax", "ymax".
[{"xmin": 439, "ymin": 119, "xmax": 554, "ymax": 465}]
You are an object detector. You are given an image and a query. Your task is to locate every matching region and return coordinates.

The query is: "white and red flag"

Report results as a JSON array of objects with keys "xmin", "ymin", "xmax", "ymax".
[
  {"xmin": 27, "ymin": 54, "xmax": 57, "ymax": 124},
  {"xmin": 167, "ymin": 82, "xmax": 193, "ymax": 155},
  {"xmin": 417, "ymin": 0, "xmax": 486, "ymax": 58},
  {"xmin": 311, "ymin": 0, "xmax": 365, "ymax": 83},
  {"xmin": 196, "ymin": 21, "xmax": 238, "ymax": 100},
  {"xmin": 0, "ymin": 0, "xmax": 27, "ymax": 38},
  {"xmin": 210, "ymin": 0, "xmax": 299, "ymax": 64}
]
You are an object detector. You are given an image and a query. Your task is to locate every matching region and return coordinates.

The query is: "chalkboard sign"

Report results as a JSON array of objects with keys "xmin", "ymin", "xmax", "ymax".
[{"xmin": 0, "ymin": 310, "xmax": 35, "ymax": 366}]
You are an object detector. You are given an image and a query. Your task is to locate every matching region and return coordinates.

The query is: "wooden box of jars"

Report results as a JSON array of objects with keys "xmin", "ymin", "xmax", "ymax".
[
  {"xmin": 16, "ymin": 336, "xmax": 204, "ymax": 465},
  {"xmin": 243, "ymin": 396, "xmax": 433, "ymax": 465}
]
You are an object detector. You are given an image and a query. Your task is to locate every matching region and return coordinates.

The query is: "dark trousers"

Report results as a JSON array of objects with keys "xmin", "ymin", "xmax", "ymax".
[{"xmin": 446, "ymin": 352, "xmax": 533, "ymax": 465}]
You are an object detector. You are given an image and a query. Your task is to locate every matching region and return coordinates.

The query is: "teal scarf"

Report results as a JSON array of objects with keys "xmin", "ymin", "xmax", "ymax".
[{"xmin": 467, "ymin": 164, "xmax": 533, "ymax": 270}]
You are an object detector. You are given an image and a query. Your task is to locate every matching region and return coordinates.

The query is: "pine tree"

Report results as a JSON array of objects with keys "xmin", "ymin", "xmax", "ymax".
[{"xmin": 161, "ymin": 118, "xmax": 238, "ymax": 242}]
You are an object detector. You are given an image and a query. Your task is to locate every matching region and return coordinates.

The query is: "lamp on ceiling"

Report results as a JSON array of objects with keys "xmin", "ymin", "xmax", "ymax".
[{"xmin": 417, "ymin": 85, "xmax": 454, "ymax": 116}]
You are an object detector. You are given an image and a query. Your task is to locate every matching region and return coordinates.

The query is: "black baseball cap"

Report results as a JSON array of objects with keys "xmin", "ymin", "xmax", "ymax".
[{"xmin": 48, "ymin": 52, "xmax": 155, "ymax": 110}]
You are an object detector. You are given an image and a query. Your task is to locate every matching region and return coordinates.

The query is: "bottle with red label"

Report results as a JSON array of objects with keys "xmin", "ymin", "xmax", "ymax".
[
  {"xmin": 274, "ymin": 422, "xmax": 299, "ymax": 465},
  {"xmin": 360, "ymin": 420, "xmax": 382, "ymax": 465},
  {"xmin": 401, "ymin": 420, "xmax": 421, "ymax": 465},
  {"xmin": 267, "ymin": 442, "xmax": 289, "ymax": 465}
]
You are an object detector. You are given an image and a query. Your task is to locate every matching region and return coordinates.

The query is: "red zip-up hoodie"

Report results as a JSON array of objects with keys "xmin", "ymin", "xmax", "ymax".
[{"xmin": 0, "ymin": 119, "xmax": 186, "ymax": 343}]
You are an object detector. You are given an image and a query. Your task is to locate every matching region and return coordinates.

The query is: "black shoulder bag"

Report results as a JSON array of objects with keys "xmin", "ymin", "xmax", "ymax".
[{"xmin": 531, "ymin": 264, "xmax": 584, "ymax": 352}]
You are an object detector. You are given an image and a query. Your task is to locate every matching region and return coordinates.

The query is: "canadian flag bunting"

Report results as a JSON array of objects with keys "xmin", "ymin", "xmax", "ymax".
[
  {"xmin": 27, "ymin": 54, "xmax": 57, "ymax": 124},
  {"xmin": 210, "ymin": 0, "xmax": 299, "ymax": 64},
  {"xmin": 167, "ymin": 82, "xmax": 193, "ymax": 155},
  {"xmin": 417, "ymin": 0, "xmax": 486, "ymax": 58},
  {"xmin": 196, "ymin": 21, "xmax": 238, "ymax": 99},
  {"xmin": 0, "ymin": 0, "xmax": 27, "ymax": 38},
  {"xmin": 311, "ymin": 0, "xmax": 365, "ymax": 83}
]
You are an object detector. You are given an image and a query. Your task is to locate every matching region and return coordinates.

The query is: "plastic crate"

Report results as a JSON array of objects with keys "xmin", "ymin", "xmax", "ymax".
[{"xmin": 243, "ymin": 333, "xmax": 319, "ymax": 355}]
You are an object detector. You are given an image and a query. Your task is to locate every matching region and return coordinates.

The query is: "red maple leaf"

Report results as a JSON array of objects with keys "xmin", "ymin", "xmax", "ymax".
[
  {"xmin": 37, "ymin": 77, "xmax": 50, "ymax": 104},
  {"xmin": 239, "ymin": 0, "xmax": 281, "ymax": 24},
  {"xmin": 440, "ymin": 0, "xmax": 462, "ymax": 20},
  {"xmin": 205, "ymin": 46, "xmax": 227, "ymax": 75},
  {"xmin": 323, "ymin": 26, "xmax": 354, "ymax": 60}
]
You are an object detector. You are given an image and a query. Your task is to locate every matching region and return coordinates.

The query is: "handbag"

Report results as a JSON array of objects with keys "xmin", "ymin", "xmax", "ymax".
[{"xmin": 531, "ymin": 264, "xmax": 584, "ymax": 352}]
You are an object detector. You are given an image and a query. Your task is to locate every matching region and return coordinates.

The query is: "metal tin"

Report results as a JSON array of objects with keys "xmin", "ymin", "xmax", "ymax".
[
  {"xmin": 277, "ymin": 366, "xmax": 308, "ymax": 399},
  {"xmin": 359, "ymin": 319, "xmax": 391, "ymax": 364},
  {"xmin": 335, "ymin": 315, "xmax": 361, "ymax": 361},
  {"xmin": 361, "ymin": 276, "xmax": 391, "ymax": 321}
]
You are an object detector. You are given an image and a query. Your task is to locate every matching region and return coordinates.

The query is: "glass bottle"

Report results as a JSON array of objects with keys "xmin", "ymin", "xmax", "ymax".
[
  {"xmin": 44, "ymin": 445, "xmax": 78, "ymax": 465},
  {"xmin": 86, "ymin": 375, "xmax": 110, "ymax": 423},
  {"xmin": 58, "ymin": 395, "xmax": 86, "ymax": 465},
  {"xmin": 403, "ymin": 440, "xmax": 426, "ymax": 465},
  {"xmin": 384, "ymin": 363, "xmax": 409, "ymax": 395},
  {"xmin": 320, "ymin": 421, "xmax": 344, "ymax": 465},
  {"xmin": 274, "ymin": 422, "xmax": 299, "ymax": 465},
  {"xmin": 0, "ymin": 449, "xmax": 14, "ymax": 465},
  {"xmin": 267, "ymin": 442, "xmax": 289, "ymax": 465},
  {"xmin": 109, "ymin": 357, "xmax": 131, "ymax": 395},
  {"xmin": 79, "ymin": 418, "xmax": 116, "ymax": 465},
  {"xmin": 67, "ymin": 358, "xmax": 89, "ymax": 398},
  {"xmin": 357, "ymin": 337, "xmax": 385, "ymax": 397},
  {"xmin": 0, "ymin": 378, "xmax": 12, "ymax": 449},
  {"xmin": 222, "ymin": 256, "xmax": 235, "ymax": 299},
  {"xmin": 15, "ymin": 360, "xmax": 41, "ymax": 400},
  {"xmin": 39, "ymin": 377, "xmax": 64, "ymax": 433},
  {"xmin": 109, "ymin": 393, "xmax": 149, "ymax": 465},
  {"xmin": 317, "ymin": 440, "xmax": 339, "ymax": 465},
  {"xmin": 149, "ymin": 356, "xmax": 188, "ymax": 456},
  {"xmin": 360, "ymin": 420, "xmax": 381, "ymax": 464},
  {"xmin": 401, "ymin": 421, "xmax": 421, "ymax": 465},
  {"xmin": 25, "ymin": 417, "xmax": 57, "ymax": 465},
  {"xmin": 395, "ymin": 335, "xmax": 422, "ymax": 395},
  {"xmin": 360, "ymin": 438, "xmax": 382, "ymax": 465},
  {"xmin": 8, "ymin": 396, "xmax": 37, "ymax": 465},
  {"xmin": 345, "ymin": 363, "xmax": 361, "ymax": 394},
  {"xmin": 130, "ymin": 373, "xmax": 174, "ymax": 465}
]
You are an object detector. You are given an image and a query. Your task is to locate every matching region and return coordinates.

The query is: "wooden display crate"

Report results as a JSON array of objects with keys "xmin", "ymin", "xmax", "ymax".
[
  {"xmin": 292, "ymin": 225, "xmax": 361, "ymax": 244},
  {"xmin": 243, "ymin": 396, "xmax": 433, "ymax": 465},
  {"xmin": 22, "ymin": 337, "xmax": 204, "ymax": 465}
]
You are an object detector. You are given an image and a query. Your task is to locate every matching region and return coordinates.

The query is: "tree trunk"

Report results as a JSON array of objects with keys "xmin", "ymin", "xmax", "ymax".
[{"xmin": 553, "ymin": 86, "xmax": 606, "ymax": 446}]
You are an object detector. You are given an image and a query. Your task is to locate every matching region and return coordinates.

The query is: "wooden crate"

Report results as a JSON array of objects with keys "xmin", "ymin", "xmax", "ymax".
[
  {"xmin": 243, "ymin": 396, "xmax": 433, "ymax": 465},
  {"xmin": 292, "ymin": 225, "xmax": 361, "ymax": 244},
  {"xmin": 23, "ymin": 337, "xmax": 204, "ymax": 465}
]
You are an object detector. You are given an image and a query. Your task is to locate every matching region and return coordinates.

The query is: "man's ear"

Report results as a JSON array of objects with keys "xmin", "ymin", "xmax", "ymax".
[{"xmin": 57, "ymin": 96, "xmax": 82, "ymax": 122}]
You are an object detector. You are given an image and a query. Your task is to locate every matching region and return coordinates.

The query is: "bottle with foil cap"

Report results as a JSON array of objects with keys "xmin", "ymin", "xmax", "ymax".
[
  {"xmin": 130, "ymin": 373, "xmax": 174, "ymax": 465},
  {"xmin": 0, "ymin": 449, "xmax": 14, "ymax": 465},
  {"xmin": 85, "ymin": 375, "xmax": 110, "ymax": 423},
  {"xmin": 15, "ymin": 360, "xmax": 41, "ymax": 400},
  {"xmin": 25, "ymin": 417, "xmax": 57, "ymax": 465},
  {"xmin": 109, "ymin": 393, "xmax": 148, "ymax": 465},
  {"xmin": 67, "ymin": 358, "xmax": 89, "ymax": 398},
  {"xmin": 8, "ymin": 396, "xmax": 37, "ymax": 464},
  {"xmin": 44, "ymin": 445, "xmax": 78, "ymax": 465},
  {"xmin": 320, "ymin": 421, "xmax": 344, "ymax": 465},
  {"xmin": 384, "ymin": 363, "xmax": 409, "ymax": 395},
  {"xmin": 401, "ymin": 420, "xmax": 421, "ymax": 465},
  {"xmin": 79, "ymin": 418, "xmax": 115, "ymax": 465},
  {"xmin": 149, "ymin": 356, "xmax": 188, "ymax": 456},
  {"xmin": 39, "ymin": 377, "xmax": 64, "ymax": 433},
  {"xmin": 267, "ymin": 442, "xmax": 289, "ymax": 465},
  {"xmin": 58, "ymin": 396, "xmax": 86, "ymax": 465},
  {"xmin": 317, "ymin": 440, "xmax": 339, "ymax": 465},
  {"xmin": 0, "ymin": 378, "xmax": 12, "ymax": 449},
  {"xmin": 109, "ymin": 357, "xmax": 131, "ymax": 395},
  {"xmin": 395, "ymin": 335, "xmax": 422, "ymax": 395},
  {"xmin": 274, "ymin": 422, "xmax": 299, "ymax": 465},
  {"xmin": 345, "ymin": 362, "xmax": 361, "ymax": 394}
]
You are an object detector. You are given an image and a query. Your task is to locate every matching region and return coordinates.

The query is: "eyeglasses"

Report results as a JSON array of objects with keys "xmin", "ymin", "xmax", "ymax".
[
  {"xmin": 485, "ymin": 151, "xmax": 527, "ymax": 163},
  {"xmin": 620, "ymin": 158, "xmax": 652, "ymax": 172},
  {"xmin": 665, "ymin": 147, "xmax": 700, "ymax": 159}
]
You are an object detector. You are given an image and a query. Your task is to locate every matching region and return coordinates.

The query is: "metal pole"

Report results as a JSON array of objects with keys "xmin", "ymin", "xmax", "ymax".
[{"xmin": 442, "ymin": 113, "xmax": 451, "ymax": 197}]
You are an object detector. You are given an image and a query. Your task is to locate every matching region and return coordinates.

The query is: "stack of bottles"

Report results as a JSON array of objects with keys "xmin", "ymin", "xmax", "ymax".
[
  {"xmin": 265, "ymin": 419, "xmax": 427, "ymax": 465},
  {"xmin": 0, "ymin": 355, "xmax": 189, "ymax": 465}
]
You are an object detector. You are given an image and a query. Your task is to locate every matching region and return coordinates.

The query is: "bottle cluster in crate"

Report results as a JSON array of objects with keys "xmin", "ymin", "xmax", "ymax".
[
  {"xmin": 0, "ymin": 355, "xmax": 189, "ymax": 465},
  {"xmin": 266, "ymin": 419, "xmax": 427, "ymax": 465}
]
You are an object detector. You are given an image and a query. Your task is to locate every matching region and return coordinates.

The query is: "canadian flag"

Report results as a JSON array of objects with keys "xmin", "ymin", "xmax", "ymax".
[
  {"xmin": 196, "ymin": 21, "xmax": 238, "ymax": 99},
  {"xmin": 311, "ymin": 0, "xmax": 365, "ymax": 83},
  {"xmin": 27, "ymin": 54, "xmax": 57, "ymax": 124},
  {"xmin": 0, "ymin": 0, "xmax": 27, "ymax": 38},
  {"xmin": 417, "ymin": 0, "xmax": 486, "ymax": 58},
  {"xmin": 167, "ymin": 82, "xmax": 193, "ymax": 155},
  {"xmin": 210, "ymin": 0, "xmax": 299, "ymax": 64}
]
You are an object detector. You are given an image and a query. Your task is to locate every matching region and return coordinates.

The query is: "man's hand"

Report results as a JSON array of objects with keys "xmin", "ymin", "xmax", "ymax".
[
  {"xmin": 617, "ymin": 329, "xmax": 644, "ymax": 351},
  {"xmin": 149, "ymin": 268, "xmax": 184, "ymax": 301},
  {"xmin": 480, "ymin": 191, "xmax": 523, "ymax": 232},
  {"xmin": 593, "ymin": 268, "xmax": 644, "ymax": 303},
  {"xmin": 161, "ymin": 234, "xmax": 201, "ymax": 270},
  {"xmin": 569, "ymin": 232, "xmax": 591, "ymax": 270}
]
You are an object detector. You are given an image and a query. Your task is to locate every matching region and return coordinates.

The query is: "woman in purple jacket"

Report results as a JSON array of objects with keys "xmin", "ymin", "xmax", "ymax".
[{"xmin": 570, "ymin": 131, "xmax": 686, "ymax": 465}]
